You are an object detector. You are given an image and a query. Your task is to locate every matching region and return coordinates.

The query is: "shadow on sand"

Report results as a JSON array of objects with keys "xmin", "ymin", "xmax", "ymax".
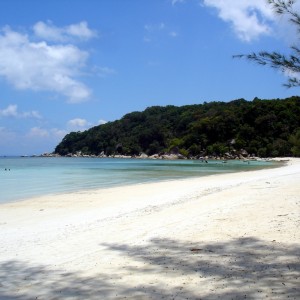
[{"xmin": 0, "ymin": 237, "xmax": 299, "ymax": 299}]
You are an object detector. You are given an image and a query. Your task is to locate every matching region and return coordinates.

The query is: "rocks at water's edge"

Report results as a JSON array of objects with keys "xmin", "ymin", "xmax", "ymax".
[{"xmin": 34, "ymin": 149, "xmax": 271, "ymax": 161}]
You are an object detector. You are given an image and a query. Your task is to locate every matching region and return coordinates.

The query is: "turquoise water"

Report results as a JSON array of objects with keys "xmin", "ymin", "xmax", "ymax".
[{"xmin": 0, "ymin": 157, "xmax": 276, "ymax": 203}]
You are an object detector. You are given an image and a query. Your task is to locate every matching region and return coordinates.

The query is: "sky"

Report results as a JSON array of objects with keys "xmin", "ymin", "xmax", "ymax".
[{"xmin": 0, "ymin": 0, "xmax": 299, "ymax": 155}]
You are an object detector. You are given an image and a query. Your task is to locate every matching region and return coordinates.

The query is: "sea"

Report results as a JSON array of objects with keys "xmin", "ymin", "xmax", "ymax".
[{"xmin": 0, "ymin": 157, "xmax": 278, "ymax": 204}]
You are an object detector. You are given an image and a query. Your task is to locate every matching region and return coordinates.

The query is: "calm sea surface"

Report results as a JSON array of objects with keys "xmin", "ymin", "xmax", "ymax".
[{"xmin": 0, "ymin": 157, "xmax": 277, "ymax": 203}]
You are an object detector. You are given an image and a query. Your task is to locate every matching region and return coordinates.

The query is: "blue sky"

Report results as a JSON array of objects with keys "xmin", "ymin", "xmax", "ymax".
[{"xmin": 0, "ymin": 0, "xmax": 298, "ymax": 155}]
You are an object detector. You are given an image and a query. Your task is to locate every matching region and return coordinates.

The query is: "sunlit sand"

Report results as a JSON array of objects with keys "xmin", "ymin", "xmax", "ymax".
[{"xmin": 1, "ymin": 158, "xmax": 299, "ymax": 299}]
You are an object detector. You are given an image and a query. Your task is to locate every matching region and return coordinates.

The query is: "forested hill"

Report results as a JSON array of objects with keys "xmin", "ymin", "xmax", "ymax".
[{"xmin": 54, "ymin": 96, "xmax": 300, "ymax": 158}]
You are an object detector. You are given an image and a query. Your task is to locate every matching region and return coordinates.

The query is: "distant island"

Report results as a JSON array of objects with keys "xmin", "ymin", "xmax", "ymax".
[{"xmin": 54, "ymin": 96, "xmax": 300, "ymax": 159}]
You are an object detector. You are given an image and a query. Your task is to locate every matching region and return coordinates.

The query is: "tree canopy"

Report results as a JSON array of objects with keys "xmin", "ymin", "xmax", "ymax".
[{"xmin": 54, "ymin": 96, "xmax": 300, "ymax": 158}]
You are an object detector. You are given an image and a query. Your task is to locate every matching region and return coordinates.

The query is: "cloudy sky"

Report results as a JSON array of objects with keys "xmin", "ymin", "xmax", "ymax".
[{"xmin": 0, "ymin": 0, "xmax": 298, "ymax": 155}]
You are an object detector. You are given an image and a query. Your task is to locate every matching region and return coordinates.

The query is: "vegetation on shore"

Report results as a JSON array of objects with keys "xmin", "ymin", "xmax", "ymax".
[{"xmin": 54, "ymin": 97, "xmax": 300, "ymax": 158}]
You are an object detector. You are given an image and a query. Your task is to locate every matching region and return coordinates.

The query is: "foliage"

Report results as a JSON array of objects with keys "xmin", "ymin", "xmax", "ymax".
[
  {"xmin": 289, "ymin": 128, "xmax": 300, "ymax": 155},
  {"xmin": 235, "ymin": 0, "xmax": 300, "ymax": 87},
  {"xmin": 54, "ymin": 96, "xmax": 300, "ymax": 157}
]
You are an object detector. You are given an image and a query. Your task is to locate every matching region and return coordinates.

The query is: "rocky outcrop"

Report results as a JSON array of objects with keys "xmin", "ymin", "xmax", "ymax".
[
  {"xmin": 138, "ymin": 153, "xmax": 148, "ymax": 159},
  {"xmin": 161, "ymin": 154, "xmax": 185, "ymax": 160}
]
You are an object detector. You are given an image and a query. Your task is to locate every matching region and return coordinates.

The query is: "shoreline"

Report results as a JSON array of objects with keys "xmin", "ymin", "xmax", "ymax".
[
  {"xmin": 0, "ymin": 158, "xmax": 299, "ymax": 299},
  {"xmin": 0, "ymin": 157, "xmax": 284, "ymax": 205}
]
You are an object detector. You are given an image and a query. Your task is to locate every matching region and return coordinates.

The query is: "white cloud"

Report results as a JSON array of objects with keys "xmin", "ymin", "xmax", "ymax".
[
  {"xmin": 98, "ymin": 119, "xmax": 107, "ymax": 125},
  {"xmin": 67, "ymin": 118, "xmax": 91, "ymax": 131},
  {"xmin": 0, "ymin": 23, "xmax": 95, "ymax": 103},
  {"xmin": 67, "ymin": 117, "xmax": 107, "ymax": 131},
  {"xmin": 66, "ymin": 22, "xmax": 97, "ymax": 40},
  {"xmin": 202, "ymin": 0, "xmax": 275, "ymax": 42},
  {"xmin": 0, "ymin": 126, "xmax": 16, "ymax": 141},
  {"xmin": 0, "ymin": 104, "xmax": 42, "ymax": 119},
  {"xmin": 0, "ymin": 125, "xmax": 72, "ymax": 155},
  {"xmin": 282, "ymin": 67, "xmax": 300, "ymax": 86},
  {"xmin": 27, "ymin": 127, "xmax": 49, "ymax": 138},
  {"xmin": 33, "ymin": 21, "xmax": 97, "ymax": 42},
  {"xmin": 26, "ymin": 127, "xmax": 67, "ymax": 140},
  {"xmin": 169, "ymin": 31, "xmax": 178, "ymax": 38},
  {"xmin": 68, "ymin": 118, "xmax": 89, "ymax": 127},
  {"xmin": 171, "ymin": 0, "xmax": 186, "ymax": 5},
  {"xmin": 23, "ymin": 110, "xmax": 42, "ymax": 119},
  {"xmin": 272, "ymin": 1, "xmax": 300, "ymax": 44},
  {"xmin": 51, "ymin": 128, "xmax": 68, "ymax": 139},
  {"xmin": 144, "ymin": 23, "xmax": 166, "ymax": 33},
  {"xmin": 0, "ymin": 104, "xmax": 18, "ymax": 117}
]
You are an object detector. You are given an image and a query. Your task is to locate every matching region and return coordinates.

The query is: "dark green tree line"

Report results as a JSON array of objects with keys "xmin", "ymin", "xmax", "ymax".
[{"xmin": 54, "ymin": 96, "xmax": 300, "ymax": 157}]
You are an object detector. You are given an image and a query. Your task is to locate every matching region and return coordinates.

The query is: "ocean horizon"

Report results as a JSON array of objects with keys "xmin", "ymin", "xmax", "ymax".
[{"xmin": 0, "ymin": 157, "xmax": 277, "ymax": 204}]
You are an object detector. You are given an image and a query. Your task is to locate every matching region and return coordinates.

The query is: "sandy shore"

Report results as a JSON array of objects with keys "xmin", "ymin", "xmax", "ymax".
[{"xmin": 0, "ymin": 158, "xmax": 299, "ymax": 299}]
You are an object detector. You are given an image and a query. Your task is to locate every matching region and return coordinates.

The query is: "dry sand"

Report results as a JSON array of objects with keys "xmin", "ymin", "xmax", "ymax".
[{"xmin": 0, "ymin": 158, "xmax": 299, "ymax": 299}]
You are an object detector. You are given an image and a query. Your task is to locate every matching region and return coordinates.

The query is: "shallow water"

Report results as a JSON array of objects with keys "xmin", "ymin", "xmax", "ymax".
[{"xmin": 0, "ymin": 157, "xmax": 277, "ymax": 203}]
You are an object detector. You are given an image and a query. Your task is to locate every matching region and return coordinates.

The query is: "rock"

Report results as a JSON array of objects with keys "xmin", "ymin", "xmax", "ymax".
[
  {"xmin": 224, "ymin": 152, "xmax": 234, "ymax": 159},
  {"xmin": 240, "ymin": 149, "xmax": 248, "ymax": 156},
  {"xmin": 113, "ymin": 155, "xmax": 132, "ymax": 158},
  {"xmin": 139, "ymin": 153, "xmax": 148, "ymax": 159},
  {"xmin": 161, "ymin": 154, "xmax": 178, "ymax": 160}
]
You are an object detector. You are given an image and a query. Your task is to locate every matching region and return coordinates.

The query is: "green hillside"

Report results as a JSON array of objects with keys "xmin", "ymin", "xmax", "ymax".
[{"xmin": 54, "ymin": 96, "xmax": 300, "ymax": 158}]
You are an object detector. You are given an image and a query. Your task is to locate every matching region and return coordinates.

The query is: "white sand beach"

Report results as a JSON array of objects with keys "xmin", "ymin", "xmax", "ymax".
[{"xmin": 0, "ymin": 159, "xmax": 299, "ymax": 299}]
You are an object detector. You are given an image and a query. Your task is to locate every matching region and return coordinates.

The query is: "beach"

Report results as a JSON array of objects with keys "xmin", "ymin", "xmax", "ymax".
[{"xmin": 0, "ymin": 158, "xmax": 299, "ymax": 299}]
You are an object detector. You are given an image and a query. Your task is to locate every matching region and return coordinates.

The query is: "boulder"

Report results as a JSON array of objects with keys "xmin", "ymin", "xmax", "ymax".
[
  {"xmin": 139, "ymin": 153, "xmax": 148, "ymax": 159},
  {"xmin": 149, "ymin": 154, "xmax": 160, "ymax": 159},
  {"xmin": 161, "ymin": 154, "xmax": 178, "ymax": 160}
]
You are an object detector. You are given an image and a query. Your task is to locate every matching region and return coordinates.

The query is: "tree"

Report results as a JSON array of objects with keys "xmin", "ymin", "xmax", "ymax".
[
  {"xmin": 289, "ymin": 128, "xmax": 300, "ymax": 156},
  {"xmin": 54, "ymin": 97, "xmax": 300, "ymax": 158},
  {"xmin": 235, "ymin": 0, "xmax": 300, "ymax": 88}
]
